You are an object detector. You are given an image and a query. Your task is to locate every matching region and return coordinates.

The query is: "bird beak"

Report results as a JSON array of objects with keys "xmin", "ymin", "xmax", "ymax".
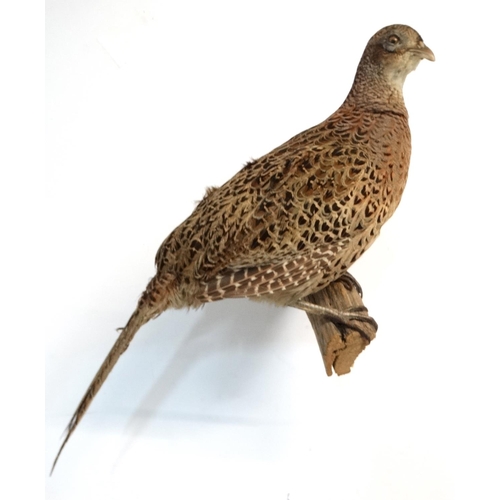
[{"xmin": 411, "ymin": 44, "xmax": 435, "ymax": 62}]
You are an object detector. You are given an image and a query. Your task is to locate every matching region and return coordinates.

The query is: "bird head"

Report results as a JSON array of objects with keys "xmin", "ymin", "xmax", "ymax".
[{"xmin": 362, "ymin": 24, "xmax": 435, "ymax": 91}]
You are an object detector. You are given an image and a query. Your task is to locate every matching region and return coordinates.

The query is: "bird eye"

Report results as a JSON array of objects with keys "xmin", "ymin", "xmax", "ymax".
[{"xmin": 388, "ymin": 35, "xmax": 399, "ymax": 44}]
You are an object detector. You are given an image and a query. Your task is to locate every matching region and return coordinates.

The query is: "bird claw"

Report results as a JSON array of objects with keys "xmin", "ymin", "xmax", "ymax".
[
  {"xmin": 335, "ymin": 306, "xmax": 378, "ymax": 331},
  {"xmin": 292, "ymin": 300, "xmax": 377, "ymax": 337},
  {"xmin": 321, "ymin": 307, "xmax": 377, "ymax": 342},
  {"xmin": 336, "ymin": 273, "xmax": 363, "ymax": 297}
]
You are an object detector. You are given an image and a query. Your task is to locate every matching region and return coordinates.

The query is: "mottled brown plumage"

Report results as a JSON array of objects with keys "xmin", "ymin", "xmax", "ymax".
[{"xmin": 52, "ymin": 24, "xmax": 434, "ymax": 472}]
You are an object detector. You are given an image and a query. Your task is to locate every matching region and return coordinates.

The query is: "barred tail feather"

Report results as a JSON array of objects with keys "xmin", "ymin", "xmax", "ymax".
[{"xmin": 51, "ymin": 306, "xmax": 151, "ymax": 474}]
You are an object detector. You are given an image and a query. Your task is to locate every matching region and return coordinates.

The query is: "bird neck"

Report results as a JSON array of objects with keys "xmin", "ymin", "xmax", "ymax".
[{"xmin": 345, "ymin": 60, "xmax": 409, "ymax": 117}]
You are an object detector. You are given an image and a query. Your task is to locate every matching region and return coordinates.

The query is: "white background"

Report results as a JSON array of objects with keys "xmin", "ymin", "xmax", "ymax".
[{"xmin": 44, "ymin": 1, "xmax": 499, "ymax": 499}]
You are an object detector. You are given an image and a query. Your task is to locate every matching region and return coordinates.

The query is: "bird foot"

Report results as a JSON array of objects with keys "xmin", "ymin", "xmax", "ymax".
[
  {"xmin": 336, "ymin": 272, "xmax": 363, "ymax": 297},
  {"xmin": 292, "ymin": 300, "xmax": 377, "ymax": 339}
]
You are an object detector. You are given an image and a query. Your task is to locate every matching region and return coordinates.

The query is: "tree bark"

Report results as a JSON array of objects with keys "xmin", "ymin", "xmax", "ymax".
[{"xmin": 302, "ymin": 279, "xmax": 377, "ymax": 376}]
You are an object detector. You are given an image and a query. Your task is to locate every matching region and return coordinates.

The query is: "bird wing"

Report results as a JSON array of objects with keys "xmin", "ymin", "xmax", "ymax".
[
  {"xmin": 155, "ymin": 114, "xmax": 370, "ymax": 303},
  {"xmin": 191, "ymin": 145, "xmax": 367, "ymax": 301},
  {"xmin": 197, "ymin": 243, "xmax": 346, "ymax": 303}
]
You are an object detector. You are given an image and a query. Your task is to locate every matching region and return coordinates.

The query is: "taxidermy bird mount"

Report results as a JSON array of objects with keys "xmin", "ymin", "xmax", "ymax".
[{"xmin": 51, "ymin": 24, "xmax": 434, "ymax": 473}]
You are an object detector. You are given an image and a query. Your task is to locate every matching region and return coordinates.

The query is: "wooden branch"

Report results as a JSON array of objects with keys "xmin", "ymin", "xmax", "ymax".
[{"xmin": 302, "ymin": 279, "xmax": 377, "ymax": 376}]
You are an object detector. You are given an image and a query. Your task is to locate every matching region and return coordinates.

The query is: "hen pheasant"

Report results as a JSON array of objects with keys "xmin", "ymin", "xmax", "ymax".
[{"xmin": 52, "ymin": 24, "xmax": 434, "ymax": 471}]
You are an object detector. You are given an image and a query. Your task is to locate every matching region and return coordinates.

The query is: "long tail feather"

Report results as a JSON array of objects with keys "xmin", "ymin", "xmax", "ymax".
[{"xmin": 50, "ymin": 307, "xmax": 150, "ymax": 474}]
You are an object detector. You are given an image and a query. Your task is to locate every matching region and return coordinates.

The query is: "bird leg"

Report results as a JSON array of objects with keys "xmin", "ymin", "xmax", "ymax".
[
  {"xmin": 292, "ymin": 299, "xmax": 378, "ymax": 334},
  {"xmin": 299, "ymin": 280, "xmax": 378, "ymax": 376}
]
